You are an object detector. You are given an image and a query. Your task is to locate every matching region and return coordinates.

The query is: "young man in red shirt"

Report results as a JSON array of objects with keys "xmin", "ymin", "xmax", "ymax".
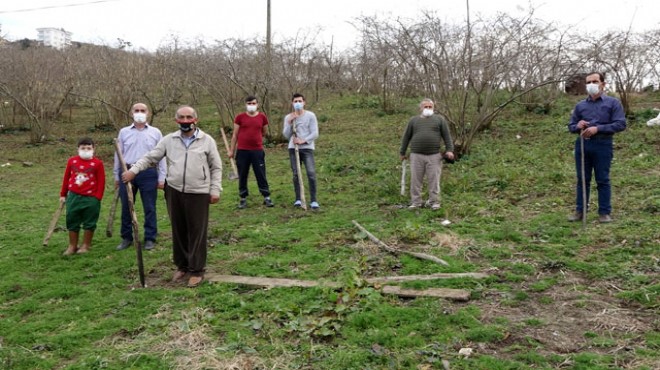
[{"xmin": 229, "ymin": 96, "xmax": 274, "ymax": 209}]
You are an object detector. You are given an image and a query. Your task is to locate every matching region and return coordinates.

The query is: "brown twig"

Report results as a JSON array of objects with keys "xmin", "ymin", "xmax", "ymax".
[{"xmin": 352, "ymin": 220, "xmax": 450, "ymax": 266}]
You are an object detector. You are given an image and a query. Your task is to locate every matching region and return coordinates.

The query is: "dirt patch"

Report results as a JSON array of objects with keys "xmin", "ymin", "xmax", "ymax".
[{"xmin": 473, "ymin": 272, "xmax": 657, "ymax": 364}]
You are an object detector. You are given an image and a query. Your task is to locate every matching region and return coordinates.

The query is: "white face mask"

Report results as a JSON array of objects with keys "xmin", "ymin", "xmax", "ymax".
[
  {"xmin": 422, "ymin": 108, "xmax": 434, "ymax": 117},
  {"xmin": 246, "ymin": 104, "xmax": 257, "ymax": 113},
  {"xmin": 78, "ymin": 149, "xmax": 94, "ymax": 160},
  {"xmin": 586, "ymin": 83, "xmax": 600, "ymax": 96},
  {"xmin": 133, "ymin": 112, "xmax": 147, "ymax": 123}
]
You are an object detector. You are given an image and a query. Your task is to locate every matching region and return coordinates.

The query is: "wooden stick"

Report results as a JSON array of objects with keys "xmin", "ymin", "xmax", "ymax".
[
  {"xmin": 292, "ymin": 119, "xmax": 307, "ymax": 210},
  {"xmin": 105, "ymin": 188, "xmax": 120, "ymax": 237},
  {"xmin": 400, "ymin": 160, "xmax": 406, "ymax": 196},
  {"xmin": 219, "ymin": 127, "xmax": 238, "ymax": 180},
  {"xmin": 42, "ymin": 201, "xmax": 65, "ymax": 246},
  {"xmin": 204, "ymin": 274, "xmax": 471, "ymax": 301},
  {"xmin": 580, "ymin": 133, "xmax": 587, "ymax": 228},
  {"xmin": 352, "ymin": 220, "xmax": 450, "ymax": 266},
  {"xmin": 114, "ymin": 139, "xmax": 146, "ymax": 288}
]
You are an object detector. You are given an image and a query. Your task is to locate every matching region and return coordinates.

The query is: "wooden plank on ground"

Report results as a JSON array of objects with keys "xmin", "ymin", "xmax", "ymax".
[
  {"xmin": 365, "ymin": 272, "xmax": 488, "ymax": 283},
  {"xmin": 381, "ymin": 286, "xmax": 471, "ymax": 301},
  {"xmin": 206, "ymin": 274, "xmax": 340, "ymax": 288},
  {"xmin": 205, "ymin": 274, "xmax": 472, "ymax": 301}
]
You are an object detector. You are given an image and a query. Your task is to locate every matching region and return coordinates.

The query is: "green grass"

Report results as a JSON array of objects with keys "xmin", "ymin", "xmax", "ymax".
[{"xmin": 0, "ymin": 93, "xmax": 658, "ymax": 369}]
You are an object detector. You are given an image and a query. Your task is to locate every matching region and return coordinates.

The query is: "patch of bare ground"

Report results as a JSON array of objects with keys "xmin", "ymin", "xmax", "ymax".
[
  {"xmin": 475, "ymin": 272, "xmax": 658, "ymax": 367},
  {"xmin": 102, "ymin": 305, "xmax": 294, "ymax": 370}
]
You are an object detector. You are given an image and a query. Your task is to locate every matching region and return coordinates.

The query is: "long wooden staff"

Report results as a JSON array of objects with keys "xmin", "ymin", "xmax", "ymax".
[
  {"xmin": 105, "ymin": 188, "xmax": 120, "ymax": 237},
  {"xmin": 580, "ymin": 133, "xmax": 587, "ymax": 228},
  {"xmin": 114, "ymin": 139, "xmax": 146, "ymax": 288},
  {"xmin": 219, "ymin": 127, "xmax": 239, "ymax": 180},
  {"xmin": 400, "ymin": 160, "xmax": 407, "ymax": 196},
  {"xmin": 292, "ymin": 117, "xmax": 307, "ymax": 210},
  {"xmin": 42, "ymin": 201, "xmax": 65, "ymax": 246}
]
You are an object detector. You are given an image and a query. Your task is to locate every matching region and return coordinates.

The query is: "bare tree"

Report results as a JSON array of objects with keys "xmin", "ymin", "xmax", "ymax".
[{"xmin": 0, "ymin": 44, "xmax": 74, "ymax": 142}]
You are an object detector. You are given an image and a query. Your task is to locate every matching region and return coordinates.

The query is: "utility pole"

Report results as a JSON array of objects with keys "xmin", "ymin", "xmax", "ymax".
[{"xmin": 265, "ymin": 0, "xmax": 272, "ymax": 133}]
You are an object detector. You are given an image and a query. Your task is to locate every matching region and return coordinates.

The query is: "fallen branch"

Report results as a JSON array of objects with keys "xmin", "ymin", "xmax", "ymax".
[
  {"xmin": 205, "ymin": 274, "xmax": 471, "ymax": 301},
  {"xmin": 352, "ymin": 220, "xmax": 449, "ymax": 266}
]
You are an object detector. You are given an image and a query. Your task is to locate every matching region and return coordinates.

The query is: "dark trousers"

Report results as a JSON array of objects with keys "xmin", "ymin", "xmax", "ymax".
[
  {"xmin": 164, "ymin": 186, "xmax": 209, "ymax": 275},
  {"xmin": 288, "ymin": 148, "xmax": 317, "ymax": 202},
  {"xmin": 236, "ymin": 149, "xmax": 271, "ymax": 198},
  {"xmin": 119, "ymin": 167, "xmax": 158, "ymax": 242},
  {"xmin": 574, "ymin": 137, "xmax": 613, "ymax": 215}
]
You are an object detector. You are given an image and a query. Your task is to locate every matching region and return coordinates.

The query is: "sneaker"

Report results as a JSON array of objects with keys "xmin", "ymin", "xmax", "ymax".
[
  {"xmin": 116, "ymin": 239, "xmax": 133, "ymax": 251},
  {"xmin": 598, "ymin": 214, "xmax": 613, "ymax": 223},
  {"xmin": 263, "ymin": 197, "xmax": 274, "ymax": 207},
  {"xmin": 567, "ymin": 212, "xmax": 583, "ymax": 222},
  {"xmin": 293, "ymin": 200, "xmax": 302, "ymax": 208},
  {"xmin": 408, "ymin": 204, "xmax": 422, "ymax": 209},
  {"xmin": 310, "ymin": 201, "xmax": 320, "ymax": 210},
  {"xmin": 76, "ymin": 245, "xmax": 90, "ymax": 254},
  {"xmin": 431, "ymin": 203, "xmax": 441, "ymax": 210},
  {"xmin": 238, "ymin": 198, "xmax": 247, "ymax": 209},
  {"xmin": 144, "ymin": 240, "xmax": 156, "ymax": 250}
]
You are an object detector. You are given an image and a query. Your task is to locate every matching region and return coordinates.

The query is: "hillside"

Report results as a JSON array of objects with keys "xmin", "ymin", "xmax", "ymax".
[{"xmin": 0, "ymin": 94, "xmax": 658, "ymax": 369}]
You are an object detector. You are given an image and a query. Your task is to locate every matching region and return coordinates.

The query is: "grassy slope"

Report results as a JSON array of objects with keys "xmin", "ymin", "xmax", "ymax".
[{"xmin": 0, "ymin": 94, "xmax": 657, "ymax": 369}]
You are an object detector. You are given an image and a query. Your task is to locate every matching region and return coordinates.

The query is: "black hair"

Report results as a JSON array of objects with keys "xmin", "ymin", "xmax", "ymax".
[
  {"xmin": 292, "ymin": 93, "xmax": 305, "ymax": 101},
  {"xmin": 245, "ymin": 95, "xmax": 258, "ymax": 102},
  {"xmin": 587, "ymin": 72, "xmax": 606, "ymax": 82},
  {"xmin": 77, "ymin": 137, "xmax": 95, "ymax": 147}
]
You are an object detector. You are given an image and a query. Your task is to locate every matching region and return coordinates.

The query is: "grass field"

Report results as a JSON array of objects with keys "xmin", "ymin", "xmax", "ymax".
[{"xmin": 0, "ymin": 94, "xmax": 658, "ymax": 369}]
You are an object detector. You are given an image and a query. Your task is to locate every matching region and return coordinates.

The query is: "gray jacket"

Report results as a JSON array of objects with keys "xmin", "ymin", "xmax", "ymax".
[
  {"xmin": 283, "ymin": 111, "xmax": 319, "ymax": 150},
  {"xmin": 130, "ymin": 129, "xmax": 223, "ymax": 196}
]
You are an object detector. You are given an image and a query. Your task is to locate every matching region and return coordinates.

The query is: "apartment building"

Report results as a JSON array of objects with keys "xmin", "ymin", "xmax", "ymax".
[{"xmin": 37, "ymin": 27, "xmax": 72, "ymax": 49}]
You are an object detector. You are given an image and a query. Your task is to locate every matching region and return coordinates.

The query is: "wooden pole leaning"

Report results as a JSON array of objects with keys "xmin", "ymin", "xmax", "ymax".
[
  {"xmin": 292, "ymin": 118, "xmax": 307, "ymax": 210},
  {"xmin": 114, "ymin": 139, "xmax": 146, "ymax": 288},
  {"xmin": 400, "ymin": 160, "xmax": 407, "ymax": 196},
  {"xmin": 105, "ymin": 189, "xmax": 120, "ymax": 237},
  {"xmin": 43, "ymin": 201, "xmax": 65, "ymax": 246},
  {"xmin": 580, "ymin": 133, "xmax": 587, "ymax": 228},
  {"xmin": 219, "ymin": 127, "xmax": 239, "ymax": 180}
]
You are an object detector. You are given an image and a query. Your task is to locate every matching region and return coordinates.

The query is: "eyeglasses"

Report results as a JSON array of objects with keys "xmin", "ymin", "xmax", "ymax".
[{"xmin": 134, "ymin": 109, "xmax": 147, "ymax": 113}]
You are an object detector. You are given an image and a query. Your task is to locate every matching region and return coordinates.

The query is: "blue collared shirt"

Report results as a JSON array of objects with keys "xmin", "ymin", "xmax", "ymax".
[
  {"xmin": 114, "ymin": 123, "xmax": 166, "ymax": 182},
  {"xmin": 180, "ymin": 129, "xmax": 198, "ymax": 148},
  {"xmin": 568, "ymin": 94, "xmax": 626, "ymax": 135}
]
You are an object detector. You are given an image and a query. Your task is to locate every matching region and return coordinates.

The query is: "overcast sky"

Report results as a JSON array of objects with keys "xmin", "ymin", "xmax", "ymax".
[{"xmin": 1, "ymin": 0, "xmax": 658, "ymax": 51}]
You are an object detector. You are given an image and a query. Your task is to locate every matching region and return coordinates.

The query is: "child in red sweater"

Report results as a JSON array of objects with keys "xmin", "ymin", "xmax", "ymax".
[{"xmin": 60, "ymin": 137, "xmax": 105, "ymax": 255}]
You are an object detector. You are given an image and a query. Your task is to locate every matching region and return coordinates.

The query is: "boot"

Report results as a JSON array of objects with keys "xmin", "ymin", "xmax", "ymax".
[
  {"xmin": 63, "ymin": 231, "xmax": 79, "ymax": 256},
  {"xmin": 77, "ymin": 230, "xmax": 94, "ymax": 254}
]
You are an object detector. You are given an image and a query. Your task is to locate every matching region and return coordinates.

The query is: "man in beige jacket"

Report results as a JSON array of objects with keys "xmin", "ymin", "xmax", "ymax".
[{"xmin": 122, "ymin": 105, "xmax": 222, "ymax": 287}]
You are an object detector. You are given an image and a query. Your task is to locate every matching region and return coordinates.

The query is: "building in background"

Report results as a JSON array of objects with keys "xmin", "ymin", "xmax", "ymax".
[{"xmin": 37, "ymin": 27, "xmax": 72, "ymax": 49}]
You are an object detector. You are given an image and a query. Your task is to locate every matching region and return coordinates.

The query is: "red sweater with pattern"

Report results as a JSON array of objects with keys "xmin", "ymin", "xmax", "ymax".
[{"xmin": 60, "ymin": 156, "xmax": 106, "ymax": 201}]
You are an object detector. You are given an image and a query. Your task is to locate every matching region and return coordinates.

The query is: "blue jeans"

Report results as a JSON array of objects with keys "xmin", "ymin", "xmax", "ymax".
[
  {"xmin": 288, "ymin": 148, "xmax": 317, "ymax": 202},
  {"xmin": 236, "ymin": 149, "xmax": 271, "ymax": 198},
  {"xmin": 574, "ymin": 137, "xmax": 613, "ymax": 215},
  {"xmin": 119, "ymin": 167, "xmax": 158, "ymax": 242}
]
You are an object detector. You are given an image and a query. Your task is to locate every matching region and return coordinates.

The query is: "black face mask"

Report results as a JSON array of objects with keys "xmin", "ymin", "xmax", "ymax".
[{"xmin": 178, "ymin": 123, "xmax": 194, "ymax": 132}]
